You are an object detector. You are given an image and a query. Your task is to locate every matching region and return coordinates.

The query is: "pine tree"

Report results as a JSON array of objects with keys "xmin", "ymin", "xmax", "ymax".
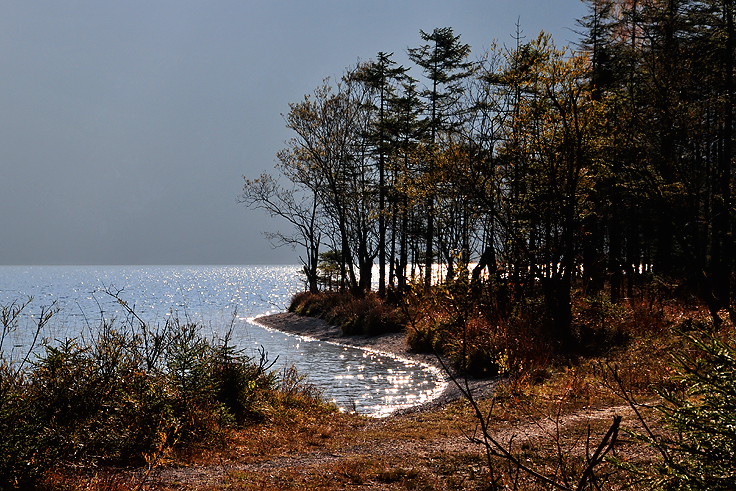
[
  {"xmin": 408, "ymin": 27, "xmax": 474, "ymax": 288},
  {"xmin": 351, "ymin": 53, "xmax": 408, "ymax": 295}
]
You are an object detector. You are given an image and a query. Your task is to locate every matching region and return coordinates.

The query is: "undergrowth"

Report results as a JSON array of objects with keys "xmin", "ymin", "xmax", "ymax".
[
  {"xmin": 0, "ymin": 296, "xmax": 330, "ymax": 490},
  {"xmin": 289, "ymin": 291, "xmax": 404, "ymax": 335},
  {"xmin": 291, "ymin": 270, "xmax": 680, "ymax": 383},
  {"xmin": 5, "ymin": 272, "xmax": 731, "ymax": 490}
]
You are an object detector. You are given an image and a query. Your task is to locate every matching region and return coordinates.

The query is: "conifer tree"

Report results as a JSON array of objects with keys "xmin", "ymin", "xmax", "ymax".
[
  {"xmin": 408, "ymin": 27, "xmax": 474, "ymax": 288},
  {"xmin": 351, "ymin": 53, "xmax": 408, "ymax": 295}
]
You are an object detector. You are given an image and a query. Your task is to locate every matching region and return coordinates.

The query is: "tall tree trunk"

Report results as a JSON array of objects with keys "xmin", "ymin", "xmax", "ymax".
[
  {"xmin": 424, "ymin": 197, "xmax": 434, "ymax": 289},
  {"xmin": 378, "ymin": 84, "xmax": 387, "ymax": 297},
  {"xmin": 713, "ymin": 0, "xmax": 734, "ymax": 316},
  {"xmin": 398, "ymin": 196, "xmax": 409, "ymax": 293}
]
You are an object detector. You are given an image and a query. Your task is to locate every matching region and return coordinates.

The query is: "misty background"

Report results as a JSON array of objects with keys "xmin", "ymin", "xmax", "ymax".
[{"xmin": 0, "ymin": 1, "xmax": 587, "ymax": 265}]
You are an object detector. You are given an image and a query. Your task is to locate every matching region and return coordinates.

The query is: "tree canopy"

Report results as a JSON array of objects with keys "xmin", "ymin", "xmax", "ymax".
[{"xmin": 243, "ymin": 2, "xmax": 735, "ymax": 345}]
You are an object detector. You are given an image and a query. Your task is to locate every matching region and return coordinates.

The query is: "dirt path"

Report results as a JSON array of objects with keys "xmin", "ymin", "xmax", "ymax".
[
  {"xmin": 131, "ymin": 314, "xmax": 647, "ymax": 489},
  {"xmin": 143, "ymin": 402, "xmax": 640, "ymax": 488}
]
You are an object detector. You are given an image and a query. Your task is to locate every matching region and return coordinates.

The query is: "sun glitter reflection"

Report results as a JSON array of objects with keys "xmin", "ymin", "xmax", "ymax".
[
  {"xmin": 330, "ymin": 345, "xmax": 448, "ymax": 418},
  {"xmin": 245, "ymin": 321, "xmax": 448, "ymax": 417}
]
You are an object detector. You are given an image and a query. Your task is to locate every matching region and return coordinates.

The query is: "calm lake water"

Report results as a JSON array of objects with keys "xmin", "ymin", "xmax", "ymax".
[{"xmin": 0, "ymin": 265, "xmax": 445, "ymax": 417}]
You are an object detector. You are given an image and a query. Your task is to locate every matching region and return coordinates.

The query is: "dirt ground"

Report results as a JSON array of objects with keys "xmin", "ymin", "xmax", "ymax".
[{"xmin": 123, "ymin": 314, "xmax": 646, "ymax": 490}]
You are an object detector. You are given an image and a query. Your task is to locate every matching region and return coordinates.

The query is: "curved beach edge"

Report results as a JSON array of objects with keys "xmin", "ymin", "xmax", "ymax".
[{"xmin": 252, "ymin": 312, "xmax": 500, "ymax": 415}]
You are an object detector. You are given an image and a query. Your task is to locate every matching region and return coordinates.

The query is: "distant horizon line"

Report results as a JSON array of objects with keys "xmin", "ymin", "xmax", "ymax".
[{"xmin": 0, "ymin": 263, "xmax": 301, "ymax": 267}]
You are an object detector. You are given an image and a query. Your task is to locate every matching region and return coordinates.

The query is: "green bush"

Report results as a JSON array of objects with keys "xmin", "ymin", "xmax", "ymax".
[
  {"xmin": 212, "ymin": 343, "xmax": 278, "ymax": 424},
  {"xmin": 0, "ymin": 364, "xmax": 50, "ymax": 489},
  {"xmin": 0, "ymin": 299, "xmax": 56, "ymax": 489},
  {"xmin": 626, "ymin": 324, "xmax": 736, "ymax": 490},
  {"xmin": 0, "ymin": 298, "xmax": 326, "ymax": 489}
]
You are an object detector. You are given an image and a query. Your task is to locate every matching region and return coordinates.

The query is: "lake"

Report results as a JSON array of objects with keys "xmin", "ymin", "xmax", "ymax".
[{"xmin": 0, "ymin": 265, "xmax": 446, "ymax": 417}]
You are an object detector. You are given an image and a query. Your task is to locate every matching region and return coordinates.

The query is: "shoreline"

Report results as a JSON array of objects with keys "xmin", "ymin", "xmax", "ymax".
[{"xmin": 252, "ymin": 312, "xmax": 500, "ymax": 414}]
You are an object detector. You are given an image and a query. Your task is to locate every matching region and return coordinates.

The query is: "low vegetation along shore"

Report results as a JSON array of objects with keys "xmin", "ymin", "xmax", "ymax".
[{"xmin": 2, "ymin": 281, "xmax": 735, "ymax": 490}]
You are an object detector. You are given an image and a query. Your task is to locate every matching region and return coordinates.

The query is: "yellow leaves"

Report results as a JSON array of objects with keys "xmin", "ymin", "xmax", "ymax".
[{"xmin": 504, "ymin": 37, "xmax": 602, "ymax": 152}]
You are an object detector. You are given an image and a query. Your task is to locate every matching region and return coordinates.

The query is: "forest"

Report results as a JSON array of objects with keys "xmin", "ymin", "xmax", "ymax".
[{"xmin": 242, "ymin": 0, "xmax": 736, "ymax": 351}]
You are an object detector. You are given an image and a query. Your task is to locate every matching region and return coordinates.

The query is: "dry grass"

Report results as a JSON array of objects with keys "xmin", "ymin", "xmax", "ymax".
[{"xmin": 39, "ymin": 291, "xmax": 728, "ymax": 490}]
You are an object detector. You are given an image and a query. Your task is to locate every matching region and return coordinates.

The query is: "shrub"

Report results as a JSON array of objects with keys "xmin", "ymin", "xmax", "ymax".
[
  {"xmin": 638, "ymin": 324, "xmax": 736, "ymax": 490},
  {"xmin": 289, "ymin": 291, "xmax": 335, "ymax": 317},
  {"xmin": 0, "ymin": 298, "xmax": 329, "ymax": 489},
  {"xmin": 403, "ymin": 273, "xmax": 555, "ymax": 378},
  {"xmin": 573, "ymin": 294, "xmax": 629, "ymax": 352},
  {"xmin": 0, "ymin": 363, "xmax": 50, "ymax": 489},
  {"xmin": 328, "ymin": 294, "xmax": 403, "ymax": 335},
  {"xmin": 212, "ymin": 343, "xmax": 279, "ymax": 424},
  {"xmin": 0, "ymin": 299, "xmax": 56, "ymax": 489},
  {"xmin": 27, "ymin": 329, "xmax": 202, "ymax": 467},
  {"xmin": 289, "ymin": 292, "xmax": 404, "ymax": 336}
]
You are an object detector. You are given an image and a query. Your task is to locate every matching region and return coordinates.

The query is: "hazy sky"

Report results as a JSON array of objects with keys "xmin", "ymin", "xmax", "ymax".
[{"xmin": 0, "ymin": 1, "xmax": 588, "ymax": 266}]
